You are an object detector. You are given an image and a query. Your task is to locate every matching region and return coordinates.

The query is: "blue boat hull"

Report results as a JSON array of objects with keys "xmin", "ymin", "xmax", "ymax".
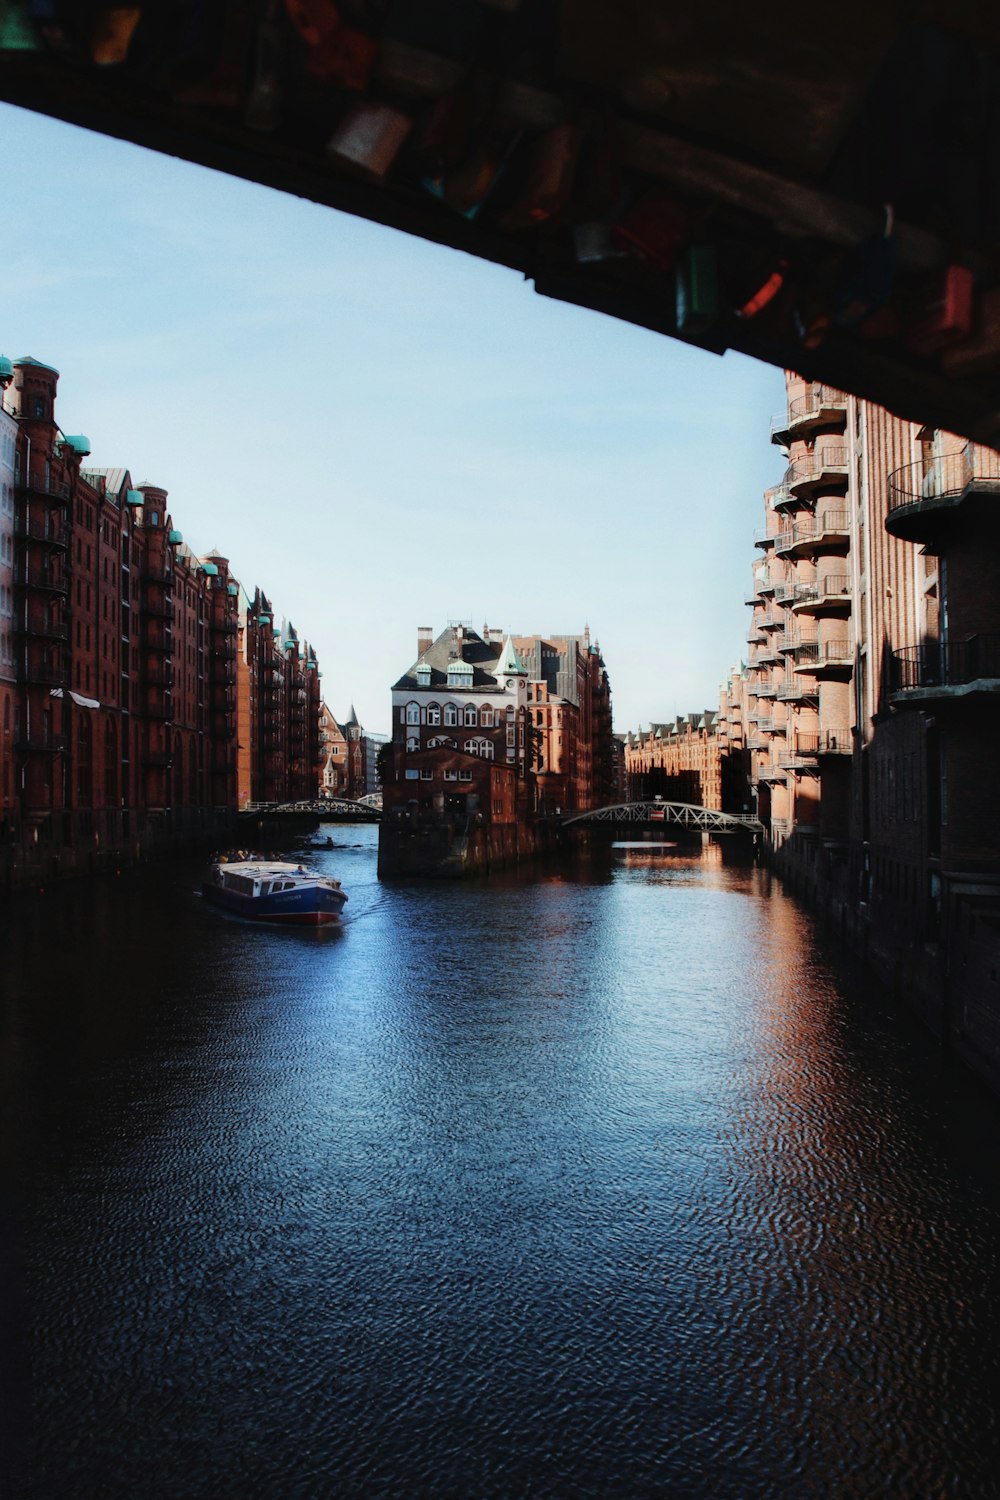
[{"xmin": 202, "ymin": 876, "xmax": 347, "ymax": 925}]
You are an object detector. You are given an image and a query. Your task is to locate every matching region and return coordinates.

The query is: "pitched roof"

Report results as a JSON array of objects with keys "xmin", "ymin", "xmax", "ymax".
[
  {"xmin": 393, "ymin": 624, "xmax": 505, "ymax": 692},
  {"xmin": 494, "ymin": 635, "xmax": 526, "ymax": 676}
]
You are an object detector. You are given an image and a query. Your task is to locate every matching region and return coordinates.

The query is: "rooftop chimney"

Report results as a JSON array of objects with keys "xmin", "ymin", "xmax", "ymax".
[{"xmin": 417, "ymin": 625, "xmax": 433, "ymax": 659}]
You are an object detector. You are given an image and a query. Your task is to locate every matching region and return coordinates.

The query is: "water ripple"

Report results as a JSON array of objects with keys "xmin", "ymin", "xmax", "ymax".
[{"xmin": 3, "ymin": 833, "xmax": 999, "ymax": 1498}]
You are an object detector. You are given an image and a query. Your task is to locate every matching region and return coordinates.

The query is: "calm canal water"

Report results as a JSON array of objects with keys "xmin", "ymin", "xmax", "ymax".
[{"xmin": 2, "ymin": 828, "xmax": 999, "ymax": 1498}]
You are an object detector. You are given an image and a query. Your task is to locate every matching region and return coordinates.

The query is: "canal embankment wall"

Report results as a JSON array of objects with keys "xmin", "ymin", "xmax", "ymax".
[
  {"xmin": 772, "ymin": 829, "xmax": 1000, "ymax": 1098},
  {"xmin": 377, "ymin": 814, "xmax": 564, "ymax": 878}
]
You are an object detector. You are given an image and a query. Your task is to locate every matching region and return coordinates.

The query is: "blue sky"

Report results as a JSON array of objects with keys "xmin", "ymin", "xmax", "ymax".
[{"xmin": 1, "ymin": 102, "xmax": 787, "ymax": 735}]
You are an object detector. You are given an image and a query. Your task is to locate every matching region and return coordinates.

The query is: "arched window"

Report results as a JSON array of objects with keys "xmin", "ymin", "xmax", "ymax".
[
  {"xmin": 426, "ymin": 702, "xmax": 441, "ymax": 726},
  {"xmin": 427, "ymin": 735, "xmax": 456, "ymax": 749},
  {"xmin": 406, "ymin": 735, "xmax": 419, "ymax": 753},
  {"xmin": 444, "ymin": 703, "xmax": 458, "ymax": 727},
  {"xmin": 480, "ymin": 706, "xmax": 494, "ymax": 728},
  {"xmin": 405, "ymin": 701, "xmax": 420, "ymax": 725},
  {"xmin": 465, "ymin": 737, "xmax": 494, "ymax": 760},
  {"xmin": 464, "ymin": 704, "xmax": 478, "ymax": 727}
]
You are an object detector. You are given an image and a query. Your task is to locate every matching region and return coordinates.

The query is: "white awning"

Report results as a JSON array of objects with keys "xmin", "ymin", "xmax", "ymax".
[{"xmin": 49, "ymin": 689, "xmax": 100, "ymax": 709}]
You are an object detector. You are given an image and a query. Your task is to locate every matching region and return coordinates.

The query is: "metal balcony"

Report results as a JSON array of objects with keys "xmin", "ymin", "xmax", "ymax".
[
  {"xmin": 784, "ymin": 445, "xmax": 849, "ymax": 499},
  {"xmin": 780, "ymin": 734, "xmax": 820, "ymax": 769},
  {"xmin": 792, "ymin": 575, "xmax": 852, "ymax": 616},
  {"xmin": 775, "ymin": 510, "xmax": 851, "ymax": 557},
  {"xmin": 14, "ymin": 618, "xmax": 68, "ymax": 642},
  {"xmin": 817, "ymin": 730, "xmax": 853, "ymax": 755},
  {"xmin": 142, "ymin": 599, "xmax": 175, "ymax": 621},
  {"xmin": 885, "ymin": 446, "xmax": 1000, "ymax": 550},
  {"xmin": 777, "ymin": 677, "xmax": 818, "ymax": 702},
  {"xmin": 890, "ymin": 633, "xmax": 1000, "ymax": 703},
  {"xmin": 15, "ymin": 734, "xmax": 66, "ymax": 753},
  {"xmin": 757, "ymin": 761, "xmax": 786, "ymax": 781},
  {"xmin": 13, "ymin": 563, "xmax": 69, "ymax": 594},
  {"xmin": 770, "ymin": 387, "xmax": 848, "ymax": 446},
  {"xmin": 793, "ymin": 639, "xmax": 853, "ymax": 678},
  {"xmin": 14, "ymin": 517, "xmax": 69, "ymax": 548}
]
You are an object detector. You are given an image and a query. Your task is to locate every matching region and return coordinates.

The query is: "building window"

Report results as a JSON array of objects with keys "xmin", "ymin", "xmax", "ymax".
[
  {"xmin": 416, "ymin": 665, "xmax": 431, "ymax": 686},
  {"xmin": 420, "ymin": 769, "xmax": 432, "ymax": 781},
  {"xmin": 444, "ymin": 703, "xmax": 458, "ymax": 727},
  {"xmin": 480, "ymin": 706, "xmax": 494, "ymax": 727},
  {"xmin": 464, "ymin": 705, "xmax": 478, "ymax": 727},
  {"xmin": 444, "ymin": 769, "xmax": 457, "ymax": 781},
  {"xmin": 459, "ymin": 770, "xmax": 472, "ymax": 782},
  {"xmin": 426, "ymin": 703, "xmax": 441, "ymax": 725},
  {"xmin": 405, "ymin": 768, "xmax": 419, "ymax": 780},
  {"xmin": 406, "ymin": 701, "xmax": 420, "ymax": 725},
  {"xmin": 406, "ymin": 736, "xmax": 419, "ymax": 753}
]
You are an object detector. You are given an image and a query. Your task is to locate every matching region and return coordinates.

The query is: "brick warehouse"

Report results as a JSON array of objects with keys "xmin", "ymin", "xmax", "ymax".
[
  {"xmin": 744, "ymin": 375, "xmax": 1000, "ymax": 1092},
  {"xmin": 0, "ymin": 355, "xmax": 324, "ymax": 886},
  {"xmin": 380, "ymin": 622, "xmax": 613, "ymax": 876}
]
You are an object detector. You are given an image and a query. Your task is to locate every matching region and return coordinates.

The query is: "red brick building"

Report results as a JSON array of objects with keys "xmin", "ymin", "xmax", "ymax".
[
  {"xmin": 0, "ymin": 354, "xmax": 321, "ymax": 883},
  {"xmin": 513, "ymin": 630, "xmax": 614, "ymax": 814},
  {"xmin": 744, "ymin": 373, "xmax": 1000, "ymax": 1091},
  {"xmin": 237, "ymin": 586, "xmax": 321, "ymax": 808}
]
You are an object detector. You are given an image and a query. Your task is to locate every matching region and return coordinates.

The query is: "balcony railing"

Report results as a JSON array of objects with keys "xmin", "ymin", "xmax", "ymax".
[
  {"xmin": 14, "ymin": 618, "xmax": 68, "ymax": 642},
  {"xmin": 784, "ymin": 446, "xmax": 849, "ymax": 495},
  {"xmin": 775, "ymin": 511, "xmax": 850, "ymax": 555},
  {"xmin": 794, "ymin": 639, "xmax": 852, "ymax": 672},
  {"xmin": 890, "ymin": 633, "xmax": 1000, "ymax": 693},
  {"xmin": 887, "ymin": 447, "xmax": 1000, "ymax": 511},
  {"xmin": 885, "ymin": 446, "xmax": 1000, "ymax": 545},
  {"xmin": 770, "ymin": 386, "xmax": 848, "ymax": 444},
  {"xmin": 14, "ymin": 517, "xmax": 69, "ymax": 547},
  {"xmin": 13, "ymin": 563, "xmax": 69, "ymax": 593},
  {"xmin": 142, "ymin": 599, "xmax": 175, "ymax": 621},
  {"xmin": 777, "ymin": 679, "xmax": 817, "ymax": 701},
  {"xmin": 780, "ymin": 734, "xmax": 820, "ymax": 767},
  {"xmin": 793, "ymin": 575, "xmax": 852, "ymax": 610},
  {"xmin": 817, "ymin": 730, "xmax": 852, "ymax": 754},
  {"xmin": 15, "ymin": 734, "xmax": 67, "ymax": 753}
]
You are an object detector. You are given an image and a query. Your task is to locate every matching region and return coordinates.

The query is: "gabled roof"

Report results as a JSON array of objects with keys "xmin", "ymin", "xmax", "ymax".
[
  {"xmin": 81, "ymin": 466, "xmax": 129, "ymax": 496},
  {"xmin": 393, "ymin": 624, "xmax": 505, "ymax": 692}
]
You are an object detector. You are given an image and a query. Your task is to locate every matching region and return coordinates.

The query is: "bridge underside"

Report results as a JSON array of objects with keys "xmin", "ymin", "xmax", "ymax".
[{"xmin": 3, "ymin": 4, "xmax": 1000, "ymax": 441}]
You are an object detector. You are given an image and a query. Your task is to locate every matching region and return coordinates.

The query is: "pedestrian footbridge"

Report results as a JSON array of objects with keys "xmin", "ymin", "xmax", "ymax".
[{"xmin": 561, "ymin": 802, "xmax": 762, "ymax": 835}]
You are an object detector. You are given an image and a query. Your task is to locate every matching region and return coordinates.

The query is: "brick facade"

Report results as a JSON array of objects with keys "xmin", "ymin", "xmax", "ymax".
[{"xmin": 0, "ymin": 354, "xmax": 323, "ymax": 881}]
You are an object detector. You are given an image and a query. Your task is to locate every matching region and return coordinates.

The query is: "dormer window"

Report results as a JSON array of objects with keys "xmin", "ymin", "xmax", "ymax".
[
  {"xmin": 447, "ymin": 661, "xmax": 474, "ymax": 688},
  {"xmin": 416, "ymin": 663, "xmax": 432, "ymax": 687}
]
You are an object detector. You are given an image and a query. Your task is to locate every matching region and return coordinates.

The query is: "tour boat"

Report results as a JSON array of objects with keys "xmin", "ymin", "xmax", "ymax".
[{"xmin": 202, "ymin": 857, "xmax": 348, "ymax": 925}]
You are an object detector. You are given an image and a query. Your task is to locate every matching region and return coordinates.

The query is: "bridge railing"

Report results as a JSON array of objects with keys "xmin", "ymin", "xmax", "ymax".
[{"xmin": 561, "ymin": 801, "xmax": 762, "ymax": 833}]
